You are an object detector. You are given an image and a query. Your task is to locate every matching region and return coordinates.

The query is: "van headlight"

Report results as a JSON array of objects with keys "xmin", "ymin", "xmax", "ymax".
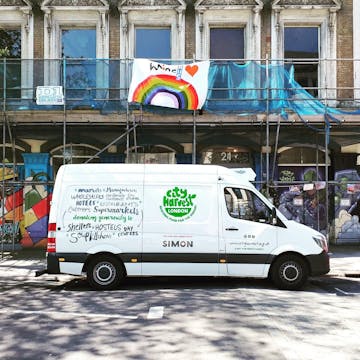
[{"xmin": 313, "ymin": 235, "xmax": 328, "ymax": 253}]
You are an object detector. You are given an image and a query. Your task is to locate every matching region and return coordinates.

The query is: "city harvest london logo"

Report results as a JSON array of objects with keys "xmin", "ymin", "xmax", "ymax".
[{"xmin": 160, "ymin": 187, "xmax": 197, "ymax": 222}]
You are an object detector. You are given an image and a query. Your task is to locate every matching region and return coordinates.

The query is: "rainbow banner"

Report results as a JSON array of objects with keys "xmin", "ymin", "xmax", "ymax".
[{"xmin": 128, "ymin": 59, "xmax": 210, "ymax": 110}]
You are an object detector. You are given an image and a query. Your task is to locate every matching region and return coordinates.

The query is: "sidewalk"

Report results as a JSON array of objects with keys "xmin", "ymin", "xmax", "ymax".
[
  {"xmin": 0, "ymin": 246, "xmax": 360, "ymax": 280},
  {"xmin": 0, "ymin": 249, "xmax": 46, "ymax": 280},
  {"xmin": 328, "ymin": 245, "xmax": 360, "ymax": 277}
]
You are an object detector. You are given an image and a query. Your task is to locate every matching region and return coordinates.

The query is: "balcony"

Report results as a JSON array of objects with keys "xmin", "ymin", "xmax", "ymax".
[{"xmin": 0, "ymin": 58, "xmax": 358, "ymax": 125}]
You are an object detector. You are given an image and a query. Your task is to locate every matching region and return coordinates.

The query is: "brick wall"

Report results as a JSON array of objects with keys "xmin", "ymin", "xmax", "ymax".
[
  {"xmin": 261, "ymin": 7, "xmax": 272, "ymax": 59},
  {"xmin": 109, "ymin": 8, "xmax": 119, "ymax": 59},
  {"xmin": 185, "ymin": 3, "xmax": 195, "ymax": 60},
  {"xmin": 337, "ymin": 0, "xmax": 354, "ymax": 102},
  {"xmin": 33, "ymin": 6, "xmax": 44, "ymax": 87},
  {"xmin": 33, "ymin": 7, "xmax": 43, "ymax": 59}
]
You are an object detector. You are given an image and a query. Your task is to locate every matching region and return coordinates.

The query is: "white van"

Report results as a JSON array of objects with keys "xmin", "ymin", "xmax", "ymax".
[{"xmin": 37, "ymin": 164, "xmax": 329, "ymax": 290}]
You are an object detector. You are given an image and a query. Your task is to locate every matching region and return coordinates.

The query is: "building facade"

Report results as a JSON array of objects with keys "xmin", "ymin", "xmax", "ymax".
[{"xmin": 1, "ymin": 0, "xmax": 360, "ymax": 249}]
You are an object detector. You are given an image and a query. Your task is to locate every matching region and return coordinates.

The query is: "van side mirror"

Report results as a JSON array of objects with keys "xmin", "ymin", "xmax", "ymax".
[{"xmin": 271, "ymin": 207, "xmax": 277, "ymax": 225}]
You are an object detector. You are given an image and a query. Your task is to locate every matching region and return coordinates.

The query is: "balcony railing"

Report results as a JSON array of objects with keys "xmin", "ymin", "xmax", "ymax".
[{"xmin": 0, "ymin": 58, "xmax": 359, "ymax": 115}]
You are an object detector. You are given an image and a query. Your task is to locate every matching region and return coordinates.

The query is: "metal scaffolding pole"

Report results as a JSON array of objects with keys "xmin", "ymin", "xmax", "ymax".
[
  {"xmin": 192, "ymin": 110, "xmax": 197, "ymax": 164},
  {"xmin": 62, "ymin": 57, "xmax": 67, "ymax": 165},
  {"xmin": 1, "ymin": 58, "xmax": 6, "ymax": 258},
  {"xmin": 265, "ymin": 54, "xmax": 270, "ymax": 196},
  {"xmin": 325, "ymin": 123, "xmax": 330, "ymax": 236},
  {"xmin": 324, "ymin": 60, "xmax": 330, "ymax": 238},
  {"xmin": 1, "ymin": 114, "xmax": 5, "ymax": 258},
  {"xmin": 85, "ymin": 123, "xmax": 139, "ymax": 164},
  {"xmin": 126, "ymin": 59, "xmax": 130, "ymax": 162}
]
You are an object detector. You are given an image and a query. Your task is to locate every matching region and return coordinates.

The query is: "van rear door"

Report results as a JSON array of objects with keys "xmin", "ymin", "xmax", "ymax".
[{"xmin": 220, "ymin": 185, "xmax": 278, "ymax": 277}]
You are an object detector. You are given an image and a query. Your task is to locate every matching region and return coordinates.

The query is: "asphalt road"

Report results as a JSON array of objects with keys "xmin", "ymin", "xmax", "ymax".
[{"xmin": 0, "ymin": 269, "xmax": 360, "ymax": 360}]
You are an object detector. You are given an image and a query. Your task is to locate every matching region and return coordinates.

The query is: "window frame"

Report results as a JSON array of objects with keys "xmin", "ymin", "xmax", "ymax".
[
  {"xmin": 224, "ymin": 187, "xmax": 272, "ymax": 225},
  {"xmin": 195, "ymin": 4, "xmax": 262, "ymax": 61},
  {"xmin": 209, "ymin": 27, "xmax": 245, "ymax": 60},
  {"xmin": 119, "ymin": 5, "xmax": 186, "ymax": 60},
  {"xmin": 0, "ymin": 2, "xmax": 33, "ymax": 99},
  {"xmin": 41, "ymin": 2, "xmax": 109, "ymax": 93},
  {"xmin": 283, "ymin": 25, "xmax": 320, "ymax": 97},
  {"xmin": 271, "ymin": 5, "xmax": 339, "ymax": 105},
  {"xmin": 134, "ymin": 27, "xmax": 172, "ymax": 60}
]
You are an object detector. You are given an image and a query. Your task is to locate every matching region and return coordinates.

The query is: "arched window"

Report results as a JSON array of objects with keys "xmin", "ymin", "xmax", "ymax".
[
  {"xmin": 50, "ymin": 143, "xmax": 100, "ymax": 174},
  {"xmin": 1, "ymin": 143, "xmax": 26, "ymax": 164},
  {"xmin": 278, "ymin": 146, "xmax": 330, "ymax": 166},
  {"xmin": 126, "ymin": 145, "xmax": 176, "ymax": 164}
]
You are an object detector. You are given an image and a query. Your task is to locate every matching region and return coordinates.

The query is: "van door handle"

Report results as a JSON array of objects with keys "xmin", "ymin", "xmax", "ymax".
[{"xmin": 225, "ymin": 227, "xmax": 239, "ymax": 231}]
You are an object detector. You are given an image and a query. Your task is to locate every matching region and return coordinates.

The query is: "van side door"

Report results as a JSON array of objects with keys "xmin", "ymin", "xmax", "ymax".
[
  {"xmin": 142, "ymin": 180, "xmax": 220, "ymax": 277},
  {"xmin": 221, "ymin": 186, "xmax": 278, "ymax": 277}
]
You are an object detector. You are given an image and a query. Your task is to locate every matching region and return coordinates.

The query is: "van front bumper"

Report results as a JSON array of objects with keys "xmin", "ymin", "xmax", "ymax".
[{"xmin": 306, "ymin": 251, "xmax": 330, "ymax": 276}]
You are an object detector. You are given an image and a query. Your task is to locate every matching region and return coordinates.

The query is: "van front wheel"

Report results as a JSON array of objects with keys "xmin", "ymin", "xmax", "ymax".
[
  {"xmin": 87, "ymin": 255, "xmax": 124, "ymax": 290},
  {"xmin": 270, "ymin": 254, "xmax": 308, "ymax": 290}
]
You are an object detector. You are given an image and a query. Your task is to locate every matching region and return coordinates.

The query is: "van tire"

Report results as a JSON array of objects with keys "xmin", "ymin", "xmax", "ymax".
[
  {"xmin": 270, "ymin": 254, "xmax": 308, "ymax": 290},
  {"xmin": 87, "ymin": 255, "xmax": 124, "ymax": 290}
]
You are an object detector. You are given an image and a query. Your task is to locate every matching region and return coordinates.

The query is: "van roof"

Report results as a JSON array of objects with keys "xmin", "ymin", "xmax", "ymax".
[{"xmin": 58, "ymin": 164, "xmax": 256, "ymax": 182}]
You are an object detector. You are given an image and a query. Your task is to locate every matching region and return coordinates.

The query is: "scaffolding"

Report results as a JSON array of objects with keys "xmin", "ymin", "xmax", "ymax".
[{"xmin": 2, "ymin": 57, "xmax": 360, "ymax": 254}]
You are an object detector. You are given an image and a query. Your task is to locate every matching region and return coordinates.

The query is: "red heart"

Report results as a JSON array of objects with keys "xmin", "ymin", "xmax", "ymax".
[{"xmin": 185, "ymin": 64, "xmax": 198, "ymax": 77}]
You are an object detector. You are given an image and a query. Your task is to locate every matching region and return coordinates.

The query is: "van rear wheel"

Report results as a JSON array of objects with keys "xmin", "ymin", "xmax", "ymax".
[
  {"xmin": 87, "ymin": 255, "xmax": 124, "ymax": 290},
  {"xmin": 270, "ymin": 254, "xmax": 308, "ymax": 290}
]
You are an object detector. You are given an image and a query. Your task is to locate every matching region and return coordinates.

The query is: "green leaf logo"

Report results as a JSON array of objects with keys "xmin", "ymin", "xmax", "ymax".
[{"xmin": 161, "ymin": 187, "xmax": 197, "ymax": 221}]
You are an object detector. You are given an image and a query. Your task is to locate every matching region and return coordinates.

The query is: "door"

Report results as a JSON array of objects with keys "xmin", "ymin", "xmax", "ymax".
[
  {"xmin": 221, "ymin": 186, "xmax": 278, "ymax": 277},
  {"xmin": 141, "ymin": 180, "xmax": 220, "ymax": 276}
]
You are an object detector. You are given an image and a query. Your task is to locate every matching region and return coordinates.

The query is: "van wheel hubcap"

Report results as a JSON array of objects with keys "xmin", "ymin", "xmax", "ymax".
[
  {"xmin": 281, "ymin": 263, "xmax": 300, "ymax": 282},
  {"xmin": 94, "ymin": 262, "xmax": 116, "ymax": 285}
]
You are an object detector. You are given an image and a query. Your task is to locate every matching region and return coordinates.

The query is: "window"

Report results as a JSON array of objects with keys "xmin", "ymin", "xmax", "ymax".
[
  {"xmin": 278, "ymin": 146, "xmax": 330, "ymax": 166},
  {"xmin": 119, "ymin": 3, "xmax": 185, "ymax": 60},
  {"xmin": 62, "ymin": 29, "xmax": 96, "ymax": 59},
  {"xmin": 224, "ymin": 187, "xmax": 272, "ymax": 224},
  {"xmin": 284, "ymin": 27, "xmax": 319, "ymax": 97},
  {"xmin": 135, "ymin": 28, "xmax": 171, "ymax": 60},
  {"xmin": 195, "ymin": 2, "xmax": 261, "ymax": 60},
  {"xmin": 271, "ymin": 2, "xmax": 340, "ymax": 106},
  {"xmin": 41, "ymin": 2, "xmax": 109, "ymax": 94},
  {"xmin": 1, "ymin": 144, "xmax": 26, "ymax": 164},
  {"xmin": 51, "ymin": 143, "xmax": 100, "ymax": 174},
  {"xmin": 0, "ymin": 2, "xmax": 33, "ymax": 100},
  {"xmin": 210, "ymin": 28, "xmax": 244, "ymax": 60},
  {"xmin": 62, "ymin": 29, "xmax": 96, "ymax": 98},
  {"xmin": 0, "ymin": 29, "xmax": 21, "ymax": 99},
  {"xmin": 127, "ymin": 145, "xmax": 175, "ymax": 164}
]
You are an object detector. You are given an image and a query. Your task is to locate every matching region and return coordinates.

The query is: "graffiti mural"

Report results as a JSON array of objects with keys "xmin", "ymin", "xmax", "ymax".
[
  {"xmin": 0, "ymin": 166, "xmax": 23, "ymax": 248},
  {"xmin": 22, "ymin": 171, "xmax": 52, "ymax": 247},
  {"xmin": 1, "ymin": 153, "xmax": 53, "ymax": 248},
  {"xmin": 277, "ymin": 167, "xmax": 327, "ymax": 234},
  {"xmin": 334, "ymin": 169, "xmax": 360, "ymax": 244}
]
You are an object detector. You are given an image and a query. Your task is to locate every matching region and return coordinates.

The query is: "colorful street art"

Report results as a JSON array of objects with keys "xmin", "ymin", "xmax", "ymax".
[
  {"xmin": 1, "ymin": 154, "xmax": 52, "ymax": 248},
  {"xmin": 0, "ymin": 167, "xmax": 23, "ymax": 246},
  {"xmin": 22, "ymin": 171, "xmax": 52, "ymax": 247},
  {"xmin": 276, "ymin": 167, "xmax": 327, "ymax": 234},
  {"xmin": 333, "ymin": 169, "xmax": 360, "ymax": 244}
]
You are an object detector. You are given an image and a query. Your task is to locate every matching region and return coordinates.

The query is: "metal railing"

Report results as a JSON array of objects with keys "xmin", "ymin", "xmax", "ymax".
[{"xmin": 0, "ymin": 57, "xmax": 359, "ymax": 112}]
